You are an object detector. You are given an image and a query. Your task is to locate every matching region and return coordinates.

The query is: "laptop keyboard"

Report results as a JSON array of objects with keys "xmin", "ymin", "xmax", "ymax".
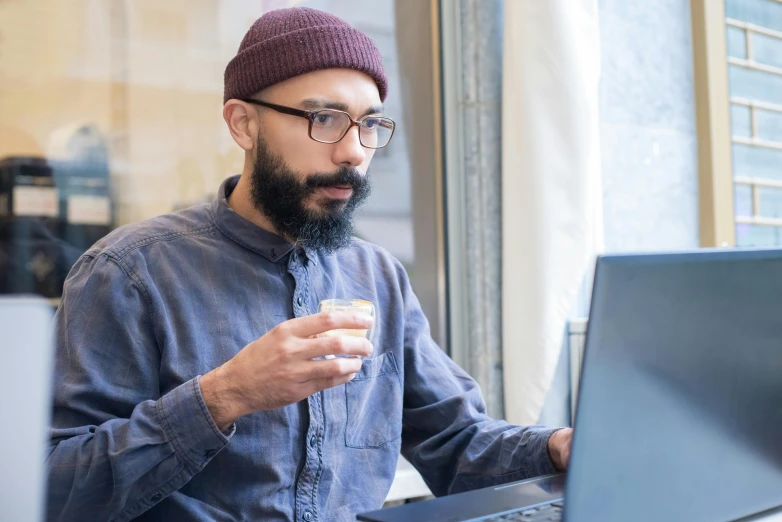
[{"xmin": 482, "ymin": 500, "xmax": 563, "ymax": 521}]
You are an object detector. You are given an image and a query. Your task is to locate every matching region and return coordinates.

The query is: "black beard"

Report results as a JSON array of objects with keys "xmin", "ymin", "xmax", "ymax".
[{"xmin": 248, "ymin": 135, "xmax": 372, "ymax": 254}]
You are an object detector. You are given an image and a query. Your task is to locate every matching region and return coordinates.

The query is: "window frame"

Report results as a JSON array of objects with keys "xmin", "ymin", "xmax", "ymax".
[
  {"xmin": 691, "ymin": 0, "xmax": 736, "ymax": 247},
  {"xmin": 691, "ymin": 0, "xmax": 782, "ymax": 247}
]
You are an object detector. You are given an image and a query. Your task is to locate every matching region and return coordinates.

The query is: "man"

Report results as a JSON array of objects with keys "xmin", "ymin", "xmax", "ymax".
[{"xmin": 47, "ymin": 7, "xmax": 572, "ymax": 522}]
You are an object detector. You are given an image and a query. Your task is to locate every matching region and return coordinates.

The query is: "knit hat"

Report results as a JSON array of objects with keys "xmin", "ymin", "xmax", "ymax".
[{"xmin": 223, "ymin": 7, "xmax": 388, "ymax": 103}]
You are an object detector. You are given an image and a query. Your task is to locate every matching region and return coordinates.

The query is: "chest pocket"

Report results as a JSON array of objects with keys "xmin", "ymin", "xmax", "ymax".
[{"xmin": 345, "ymin": 352, "xmax": 403, "ymax": 449}]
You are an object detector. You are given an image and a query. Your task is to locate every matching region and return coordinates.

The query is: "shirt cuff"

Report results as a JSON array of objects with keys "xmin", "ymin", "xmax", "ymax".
[
  {"xmin": 157, "ymin": 376, "xmax": 235, "ymax": 471},
  {"xmin": 529, "ymin": 427, "xmax": 564, "ymax": 478}
]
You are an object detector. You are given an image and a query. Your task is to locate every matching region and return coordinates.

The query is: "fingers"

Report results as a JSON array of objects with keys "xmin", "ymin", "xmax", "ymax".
[
  {"xmin": 303, "ymin": 357, "xmax": 364, "ymax": 383},
  {"xmin": 300, "ymin": 333, "xmax": 374, "ymax": 360},
  {"xmin": 282, "ymin": 311, "xmax": 374, "ymax": 339}
]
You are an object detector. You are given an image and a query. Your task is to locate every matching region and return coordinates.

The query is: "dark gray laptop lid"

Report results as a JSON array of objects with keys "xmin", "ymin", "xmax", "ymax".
[{"xmin": 564, "ymin": 249, "xmax": 782, "ymax": 522}]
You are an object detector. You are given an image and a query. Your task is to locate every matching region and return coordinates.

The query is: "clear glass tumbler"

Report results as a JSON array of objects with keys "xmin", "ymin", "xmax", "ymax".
[{"xmin": 317, "ymin": 299, "xmax": 375, "ymax": 359}]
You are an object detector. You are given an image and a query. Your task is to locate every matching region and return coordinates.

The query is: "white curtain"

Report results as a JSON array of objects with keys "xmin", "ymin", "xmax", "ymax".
[{"xmin": 501, "ymin": 0, "xmax": 604, "ymax": 426}]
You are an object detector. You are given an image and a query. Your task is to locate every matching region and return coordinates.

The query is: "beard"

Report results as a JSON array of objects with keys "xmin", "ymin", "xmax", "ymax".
[{"xmin": 248, "ymin": 134, "xmax": 372, "ymax": 254}]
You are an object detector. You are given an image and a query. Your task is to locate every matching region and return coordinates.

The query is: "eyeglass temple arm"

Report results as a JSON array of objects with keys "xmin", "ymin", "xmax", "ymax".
[{"xmin": 243, "ymin": 99, "xmax": 312, "ymax": 120}]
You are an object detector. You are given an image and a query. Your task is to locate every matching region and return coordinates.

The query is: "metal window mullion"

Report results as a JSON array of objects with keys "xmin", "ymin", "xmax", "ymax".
[
  {"xmin": 730, "ymin": 97, "xmax": 782, "ymax": 115},
  {"xmin": 440, "ymin": 0, "xmax": 468, "ymax": 370},
  {"xmin": 735, "ymin": 176, "xmax": 782, "ymax": 190},
  {"xmin": 728, "ymin": 56, "xmax": 782, "ymax": 77},
  {"xmin": 732, "ymin": 135, "xmax": 782, "ymax": 151},
  {"xmin": 752, "ymin": 184, "xmax": 761, "ymax": 218},
  {"xmin": 736, "ymin": 216, "xmax": 782, "ymax": 227},
  {"xmin": 726, "ymin": 18, "xmax": 782, "ymax": 41}
]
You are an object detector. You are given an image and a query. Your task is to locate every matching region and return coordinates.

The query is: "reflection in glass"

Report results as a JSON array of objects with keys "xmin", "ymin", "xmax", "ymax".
[
  {"xmin": 731, "ymin": 144, "xmax": 782, "ymax": 181},
  {"xmin": 730, "ymin": 104, "xmax": 752, "ymax": 137},
  {"xmin": 0, "ymin": 0, "xmax": 416, "ymax": 298},
  {"xmin": 729, "ymin": 65, "xmax": 782, "ymax": 107},
  {"xmin": 734, "ymin": 184, "xmax": 753, "ymax": 217},
  {"xmin": 726, "ymin": 26, "xmax": 747, "ymax": 59},
  {"xmin": 756, "ymin": 109, "xmax": 782, "ymax": 142},
  {"xmin": 736, "ymin": 224, "xmax": 782, "ymax": 246}
]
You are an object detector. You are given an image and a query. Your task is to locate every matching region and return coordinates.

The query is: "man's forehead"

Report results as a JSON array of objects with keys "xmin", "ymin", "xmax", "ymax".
[{"xmin": 264, "ymin": 68, "xmax": 381, "ymax": 105}]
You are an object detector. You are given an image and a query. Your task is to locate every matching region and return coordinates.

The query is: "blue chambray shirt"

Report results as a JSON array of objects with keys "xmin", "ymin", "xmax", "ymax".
[{"xmin": 47, "ymin": 176, "xmax": 559, "ymax": 522}]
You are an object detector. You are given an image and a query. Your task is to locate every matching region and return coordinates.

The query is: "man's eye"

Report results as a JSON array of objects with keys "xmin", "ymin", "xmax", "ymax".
[{"xmin": 314, "ymin": 113, "xmax": 334, "ymax": 125}]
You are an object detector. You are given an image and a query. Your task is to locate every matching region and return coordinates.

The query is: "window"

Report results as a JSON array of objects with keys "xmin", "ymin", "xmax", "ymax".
[
  {"xmin": 0, "ymin": 0, "xmax": 445, "ymax": 336},
  {"xmin": 692, "ymin": 0, "xmax": 782, "ymax": 248},
  {"xmin": 725, "ymin": 0, "xmax": 782, "ymax": 246}
]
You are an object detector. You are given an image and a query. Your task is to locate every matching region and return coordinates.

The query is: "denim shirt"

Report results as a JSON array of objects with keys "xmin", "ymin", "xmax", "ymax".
[{"xmin": 46, "ymin": 176, "xmax": 559, "ymax": 522}]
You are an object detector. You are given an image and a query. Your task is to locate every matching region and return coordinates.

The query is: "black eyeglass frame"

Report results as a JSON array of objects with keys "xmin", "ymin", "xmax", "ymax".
[{"xmin": 241, "ymin": 98, "xmax": 396, "ymax": 149}]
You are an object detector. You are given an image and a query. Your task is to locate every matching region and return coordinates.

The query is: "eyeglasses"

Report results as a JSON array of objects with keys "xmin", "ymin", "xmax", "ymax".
[{"xmin": 242, "ymin": 99, "xmax": 395, "ymax": 149}]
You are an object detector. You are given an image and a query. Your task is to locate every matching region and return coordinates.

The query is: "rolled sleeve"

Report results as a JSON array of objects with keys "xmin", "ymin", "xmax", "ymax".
[
  {"xmin": 157, "ymin": 377, "xmax": 235, "ymax": 471},
  {"xmin": 526, "ymin": 427, "xmax": 562, "ymax": 478},
  {"xmin": 47, "ymin": 253, "xmax": 236, "ymax": 522}
]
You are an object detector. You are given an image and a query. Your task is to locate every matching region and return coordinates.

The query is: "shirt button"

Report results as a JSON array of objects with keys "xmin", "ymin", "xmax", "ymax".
[
  {"xmin": 303, "ymin": 511, "xmax": 313, "ymax": 521},
  {"xmin": 150, "ymin": 492, "xmax": 162, "ymax": 502},
  {"xmin": 309, "ymin": 436, "xmax": 317, "ymax": 448},
  {"xmin": 296, "ymin": 296, "xmax": 303, "ymax": 307}
]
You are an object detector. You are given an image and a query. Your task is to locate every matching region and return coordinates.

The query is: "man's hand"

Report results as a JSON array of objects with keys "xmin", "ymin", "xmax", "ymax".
[
  {"xmin": 547, "ymin": 428, "xmax": 573, "ymax": 471},
  {"xmin": 200, "ymin": 312, "xmax": 374, "ymax": 431}
]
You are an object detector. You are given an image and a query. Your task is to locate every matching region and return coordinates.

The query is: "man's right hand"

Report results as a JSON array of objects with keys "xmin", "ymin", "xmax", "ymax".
[{"xmin": 200, "ymin": 311, "xmax": 374, "ymax": 431}]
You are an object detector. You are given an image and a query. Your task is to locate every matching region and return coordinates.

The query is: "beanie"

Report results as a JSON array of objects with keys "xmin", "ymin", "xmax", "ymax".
[{"xmin": 223, "ymin": 7, "xmax": 388, "ymax": 103}]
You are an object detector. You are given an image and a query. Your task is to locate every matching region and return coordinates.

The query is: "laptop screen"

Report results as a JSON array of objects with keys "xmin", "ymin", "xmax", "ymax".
[{"xmin": 565, "ymin": 249, "xmax": 782, "ymax": 522}]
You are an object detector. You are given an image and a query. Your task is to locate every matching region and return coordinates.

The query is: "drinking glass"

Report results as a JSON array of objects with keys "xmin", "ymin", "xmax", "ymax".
[{"xmin": 317, "ymin": 299, "xmax": 375, "ymax": 359}]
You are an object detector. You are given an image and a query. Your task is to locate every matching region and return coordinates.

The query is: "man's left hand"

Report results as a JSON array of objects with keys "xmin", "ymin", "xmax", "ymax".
[{"xmin": 547, "ymin": 428, "xmax": 573, "ymax": 471}]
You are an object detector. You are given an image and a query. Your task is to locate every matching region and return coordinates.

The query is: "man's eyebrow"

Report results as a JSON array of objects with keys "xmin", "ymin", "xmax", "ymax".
[
  {"xmin": 300, "ymin": 98, "xmax": 384, "ymax": 117},
  {"xmin": 361, "ymin": 105, "xmax": 385, "ymax": 117}
]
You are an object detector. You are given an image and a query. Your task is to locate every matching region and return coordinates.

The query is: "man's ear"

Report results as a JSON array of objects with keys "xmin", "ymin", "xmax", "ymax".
[{"xmin": 223, "ymin": 100, "xmax": 257, "ymax": 151}]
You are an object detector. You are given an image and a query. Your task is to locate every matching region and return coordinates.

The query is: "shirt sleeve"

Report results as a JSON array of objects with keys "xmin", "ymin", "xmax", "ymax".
[
  {"xmin": 395, "ymin": 262, "xmax": 561, "ymax": 497},
  {"xmin": 46, "ymin": 252, "xmax": 234, "ymax": 522}
]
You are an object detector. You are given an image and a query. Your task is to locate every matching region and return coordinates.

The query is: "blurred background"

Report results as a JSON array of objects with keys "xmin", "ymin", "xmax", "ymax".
[{"xmin": 0, "ymin": 0, "xmax": 780, "ymax": 503}]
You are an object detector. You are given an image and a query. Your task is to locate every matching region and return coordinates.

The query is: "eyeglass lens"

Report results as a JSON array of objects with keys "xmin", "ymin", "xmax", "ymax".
[{"xmin": 310, "ymin": 110, "xmax": 394, "ymax": 148}]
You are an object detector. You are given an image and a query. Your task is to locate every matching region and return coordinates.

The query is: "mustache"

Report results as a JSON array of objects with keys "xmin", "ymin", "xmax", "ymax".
[{"xmin": 304, "ymin": 167, "xmax": 367, "ymax": 192}]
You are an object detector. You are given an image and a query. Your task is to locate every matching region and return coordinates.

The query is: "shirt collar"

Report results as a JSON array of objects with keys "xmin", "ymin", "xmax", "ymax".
[{"xmin": 212, "ymin": 175, "xmax": 318, "ymax": 264}]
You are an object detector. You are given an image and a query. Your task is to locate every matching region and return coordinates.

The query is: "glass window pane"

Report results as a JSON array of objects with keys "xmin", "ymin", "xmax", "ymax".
[
  {"xmin": 734, "ymin": 183, "xmax": 753, "ymax": 216},
  {"xmin": 726, "ymin": 0, "xmax": 782, "ymax": 33},
  {"xmin": 752, "ymin": 33, "xmax": 782, "ymax": 69},
  {"xmin": 300, "ymin": 0, "xmax": 414, "ymax": 268},
  {"xmin": 729, "ymin": 64, "xmax": 782, "ymax": 106},
  {"xmin": 731, "ymin": 104, "xmax": 752, "ymax": 137},
  {"xmin": 756, "ymin": 108, "xmax": 782, "ymax": 142},
  {"xmin": 0, "ymin": 0, "xmax": 429, "ymax": 298},
  {"xmin": 735, "ymin": 224, "xmax": 782, "ymax": 246},
  {"xmin": 758, "ymin": 186, "xmax": 782, "ymax": 218},
  {"xmin": 731, "ymin": 143, "xmax": 782, "ymax": 181},
  {"xmin": 726, "ymin": 26, "xmax": 747, "ymax": 59}
]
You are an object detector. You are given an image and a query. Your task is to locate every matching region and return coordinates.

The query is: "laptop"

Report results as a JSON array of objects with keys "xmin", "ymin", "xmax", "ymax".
[
  {"xmin": 0, "ymin": 296, "xmax": 54, "ymax": 522},
  {"xmin": 358, "ymin": 249, "xmax": 782, "ymax": 522}
]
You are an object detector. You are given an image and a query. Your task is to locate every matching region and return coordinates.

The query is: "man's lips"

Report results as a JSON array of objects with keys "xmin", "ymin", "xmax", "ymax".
[{"xmin": 318, "ymin": 185, "xmax": 354, "ymax": 199}]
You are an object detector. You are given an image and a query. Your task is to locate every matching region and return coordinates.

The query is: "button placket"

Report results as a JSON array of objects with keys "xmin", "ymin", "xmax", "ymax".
[
  {"xmin": 291, "ymin": 255, "xmax": 322, "ymax": 522},
  {"xmin": 289, "ymin": 254, "xmax": 309, "ymax": 318},
  {"xmin": 294, "ymin": 391, "xmax": 324, "ymax": 522}
]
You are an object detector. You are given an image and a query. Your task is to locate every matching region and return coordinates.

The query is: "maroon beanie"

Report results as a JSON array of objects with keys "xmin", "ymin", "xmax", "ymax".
[{"xmin": 223, "ymin": 7, "xmax": 388, "ymax": 103}]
